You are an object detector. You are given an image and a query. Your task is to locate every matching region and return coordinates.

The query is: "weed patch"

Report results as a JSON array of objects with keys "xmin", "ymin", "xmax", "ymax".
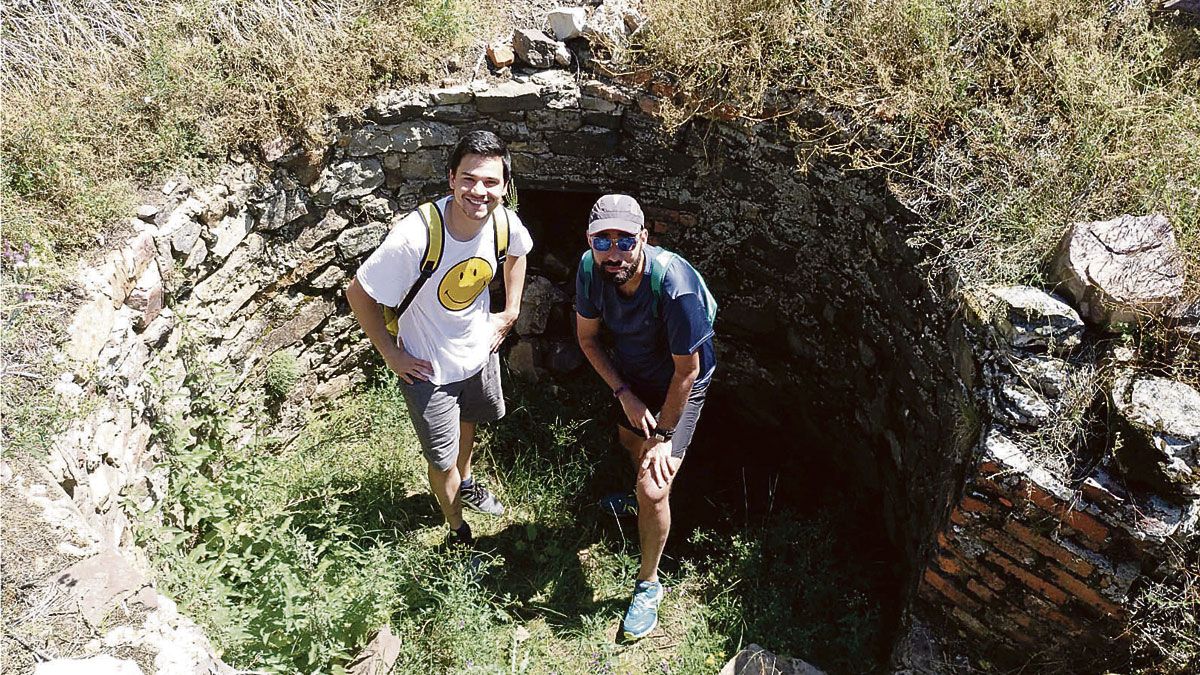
[{"xmin": 1, "ymin": 0, "xmax": 496, "ymax": 252}]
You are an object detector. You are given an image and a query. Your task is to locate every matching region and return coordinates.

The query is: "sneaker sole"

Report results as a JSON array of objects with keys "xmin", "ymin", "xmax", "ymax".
[{"xmin": 622, "ymin": 617, "xmax": 658, "ymax": 641}]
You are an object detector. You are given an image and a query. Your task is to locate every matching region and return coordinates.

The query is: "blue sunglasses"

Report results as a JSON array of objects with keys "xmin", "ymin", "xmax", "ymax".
[{"xmin": 591, "ymin": 235, "xmax": 638, "ymax": 252}]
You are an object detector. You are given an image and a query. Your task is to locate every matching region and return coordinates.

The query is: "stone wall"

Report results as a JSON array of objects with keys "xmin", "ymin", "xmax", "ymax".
[{"xmin": 904, "ymin": 283, "xmax": 1200, "ymax": 671}]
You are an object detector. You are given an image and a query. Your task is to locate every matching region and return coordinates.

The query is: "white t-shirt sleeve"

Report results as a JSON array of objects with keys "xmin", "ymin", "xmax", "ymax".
[
  {"xmin": 508, "ymin": 211, "xmax": 533, "ymax": 258},
  {"xmin": 355, "ymin": 212, "xmax": 423, "ymax": 307}
]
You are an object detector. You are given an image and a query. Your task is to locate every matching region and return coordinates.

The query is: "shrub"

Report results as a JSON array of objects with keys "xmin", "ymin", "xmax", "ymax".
[{"xmin": 264, "ymin": 352, "xmax": 301, "ymax": 400}]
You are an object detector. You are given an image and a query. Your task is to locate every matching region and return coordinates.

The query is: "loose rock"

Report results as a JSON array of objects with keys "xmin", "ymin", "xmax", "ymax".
[
  {"xmin": 513, "ymin": 28, "xmax": 571, "ymax": 68},
  {"xmin": 1051, "ymin": 213, "xmax": 1186, "ymax": 329},
  {"xmin": 548, "ymin": 7, "xmax": 587, "ymax": 40},
  {"xmin": 985, "ymin": 285, "xmax": 1084, "ymax": 353},
  {"xmin": 1111, "ymin": 371, "xmax": 1200, "ymax": 500},
  {"xmin": 487, "ymin": 43, "xmax": 515, "ymax": 68}
]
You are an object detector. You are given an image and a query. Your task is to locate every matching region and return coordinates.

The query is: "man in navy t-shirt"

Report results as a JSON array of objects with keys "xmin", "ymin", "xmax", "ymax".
[{"xmin": 575, "ymin": 194, "xmax": 716, "ymax": 641}]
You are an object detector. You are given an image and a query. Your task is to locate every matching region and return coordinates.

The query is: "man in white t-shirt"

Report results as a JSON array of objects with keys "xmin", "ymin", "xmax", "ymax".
[{"xmin": 346, "ymin": 130, "xmax": 532, "ymax": 547}]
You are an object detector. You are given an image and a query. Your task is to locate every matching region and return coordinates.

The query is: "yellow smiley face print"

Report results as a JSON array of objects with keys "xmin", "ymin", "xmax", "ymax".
[{"xmin": 438, "ymin": 257, "xmax": 494, "ymax": 311}]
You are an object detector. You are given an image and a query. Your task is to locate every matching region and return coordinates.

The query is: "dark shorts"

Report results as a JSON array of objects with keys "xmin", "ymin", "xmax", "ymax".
[
  {"xmin": 399, "ymin": 352, "xmax": 505, "ymax": 471},
  {"xmin": 616, "ymin": 381, "xmax": 708, "ymax": 459}
]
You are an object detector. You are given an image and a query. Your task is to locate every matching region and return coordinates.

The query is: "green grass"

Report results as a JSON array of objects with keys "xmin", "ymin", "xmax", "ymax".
[{"xmin": 140, "ymin": 360, "xmax": 887, "ymax": 673}]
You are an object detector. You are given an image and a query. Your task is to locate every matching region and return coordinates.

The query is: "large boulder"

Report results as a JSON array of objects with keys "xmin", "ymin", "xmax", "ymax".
[
  {"xmin": 1051, "ymin": 214, "xmax": 1186, "ymax": 329},
  {"xmin": 1111, "ymin": 371, "xmax": 1200, "ymax": 501},
  {"xmin": 984, "ymin": 285, "xmax": 1084, "ymax": 353}
]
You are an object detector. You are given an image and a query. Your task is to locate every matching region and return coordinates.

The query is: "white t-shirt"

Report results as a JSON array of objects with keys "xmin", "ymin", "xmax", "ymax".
[{"xmin": 356, "ymin": 196, "xmax": 533, "ymax": 385}]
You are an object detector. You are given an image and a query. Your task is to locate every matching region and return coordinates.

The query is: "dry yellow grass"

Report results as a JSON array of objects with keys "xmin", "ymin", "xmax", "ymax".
[{"xmin": 637, "ymin": 0, "xmax": 1200, "ymax": 288}]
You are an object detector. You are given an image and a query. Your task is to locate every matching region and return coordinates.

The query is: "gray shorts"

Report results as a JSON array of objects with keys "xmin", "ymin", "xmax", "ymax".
[
  {"xmin": 616, "ymin": 381, "xmax": 708, "ymax": 459},
  {"xmin": 399, "ymin": 352, "xmax": 505, "ymax": 471}
]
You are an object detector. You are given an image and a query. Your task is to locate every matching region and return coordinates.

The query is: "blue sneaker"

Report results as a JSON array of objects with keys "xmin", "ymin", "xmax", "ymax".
[
  {"xmin": 621, "ymin": 580, "xmax": 662, "ymax": 640},
  {"xmin": 599, "ymin": 491, "xmax": 638, "ymax": 517}
]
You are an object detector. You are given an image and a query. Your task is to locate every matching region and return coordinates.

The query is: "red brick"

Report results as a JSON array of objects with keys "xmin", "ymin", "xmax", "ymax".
[
  {"xmin": 922, "ymin": 568, "xmax": 981, "ymax": 613},
  {"xmin": 949, "ymin": 607, "xmax": 992, "ymax": 640},
  {"xmin": 1025, "ymin": 594, "xmax": 1088, "ymax": 633},
  {"xmin": 961, "ymin": 495, "xmax": 995, "ymax": 515},
  {"xmin": 1008, "ymin": 608, "xmax": 1034, "ymax": 629},
  {"xmin": 966, "ymin": 578, "xmax": 996, "ymax": 602},
  {"xmin": 649, "ymin": 81, "xmax": 677, "ymax": 98},
  {"xmin": 980, "ymin": 528, "xmax": 1038, "ymax": 566},
  {"xmin": 1025, "ymin": 485, "xmax": 1111, "ymax": 549},
  {"xmin": 979, "ymin": 460, "xmax": 1003, "ymax": 475},
  {"xmin": 1004, "ymin": 520, "xmax": 1095, "ymax": 578},
  {"xmin": 1063, "ymin": 511, "xmax": 1111, "ymax": 549},
  {"xmin": 1047, "ymin": 566, "xmax": 1126, "ymax": 618},
  {"xmin": 984, "ymin": 552, "xmax": 1069, "ymax": 605},
  {"xmin": 975, "ymin": 473, "xmax": 1009, "ymax": 499},
  {"xmin": 936, "ymin": 553, "xmax": 963, "ymax": 577},
  {"xmin": 949, "ymin": 508, "xmax": 967, "ymax": 526},
  {"xmin": 944, "ymin": 543, "xmax": 1008, "ymax": 591},
  {"xmin": 998, "ymin": 496, "xmax": 1014, "ymax": 507},
  {"xmin": 937, "ymin": 531, "xmax": 953, "ymax": 548}
]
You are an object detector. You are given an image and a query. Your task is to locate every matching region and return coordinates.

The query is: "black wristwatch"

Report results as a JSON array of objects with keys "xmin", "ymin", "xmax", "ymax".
[{"xmin": 651, "ymin": 426, "xmax": 675, "ymax": 443}]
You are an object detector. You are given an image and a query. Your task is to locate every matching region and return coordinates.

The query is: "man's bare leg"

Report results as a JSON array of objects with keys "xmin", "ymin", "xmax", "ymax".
[
  {"xmin": 618, "ymin": 426, "xmax": 682, "ymax": 582},
  {"xmin": 457, "ymin": 421, "xmax": 476, "ymax": 481},
  {"xmin": 428, "ymin": 463, "xmax": 464, "ymax": 529}
]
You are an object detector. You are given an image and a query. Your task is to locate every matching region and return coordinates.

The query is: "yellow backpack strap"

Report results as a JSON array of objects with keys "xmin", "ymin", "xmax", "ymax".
[
  {"xmin": 385, "ymin": 201, "xmax": 445, "ymax": 338},
  {"xmin": 493, "ymin": 206, "xmax": 510, "ymax": 265},
  {"xmin": 417, "ymin": 201, "xmax": 445, "ymax": 274}
]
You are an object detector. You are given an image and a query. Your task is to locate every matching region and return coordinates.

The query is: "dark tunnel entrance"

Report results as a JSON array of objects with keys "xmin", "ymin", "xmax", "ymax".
[{"xmin": 506, "ymin": 187, "xmax": 915, "ymax": 669}]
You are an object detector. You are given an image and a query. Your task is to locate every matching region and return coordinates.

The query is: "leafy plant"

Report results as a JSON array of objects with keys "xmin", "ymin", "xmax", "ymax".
[{"xmin": 264, "ymin": 351, "xmax": 301, "ymax": 400}]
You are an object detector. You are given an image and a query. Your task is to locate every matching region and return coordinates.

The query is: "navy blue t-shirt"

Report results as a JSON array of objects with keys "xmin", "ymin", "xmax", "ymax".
[{"xmin": 575, "ymin": 245, "xmax": 716, "ymax": 392}]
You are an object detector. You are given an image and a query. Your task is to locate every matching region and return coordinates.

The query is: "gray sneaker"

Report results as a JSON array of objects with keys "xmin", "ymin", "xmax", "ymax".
[{"xmin": 460, "ymin": 481, "xmax": 505, "ymax": 516}]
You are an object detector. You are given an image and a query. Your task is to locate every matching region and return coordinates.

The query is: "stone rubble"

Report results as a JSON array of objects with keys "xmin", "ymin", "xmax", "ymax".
[
  {"xmin": 513, "ymin": 28, "xmax": 572, "ymax": 68},
  {"xmin": 917, "ymin": 268, "xmax": 1200, "ymax": 667},
  {"xmin": 983, "ymin": 285, "xmax": 1083, "ymax": 353},
  {"xmin": 719, "ymin": 643, "xmax": 827, "ymax": 675},
  {"xmin": 1111, "ymin": 371, "xmax": 1200, "ymax": 500}
]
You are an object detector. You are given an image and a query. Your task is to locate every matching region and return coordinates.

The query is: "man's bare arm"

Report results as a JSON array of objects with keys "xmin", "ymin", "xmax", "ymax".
[
  {"xmin": 654, "ymin": 351, "xmax": 701, "ymax": 432},
  {"xmin": 345, "ymin": 277, "xmax": 433, "ymax": 383},
  {"xmin": 490, "ymin": 254, "xmax": 527, "ymax": 351}
]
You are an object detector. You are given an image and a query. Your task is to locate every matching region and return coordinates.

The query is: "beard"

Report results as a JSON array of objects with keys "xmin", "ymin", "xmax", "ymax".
[{"xmin": 597, "ymin": 251, "xmax": 642, "ymax": 286}]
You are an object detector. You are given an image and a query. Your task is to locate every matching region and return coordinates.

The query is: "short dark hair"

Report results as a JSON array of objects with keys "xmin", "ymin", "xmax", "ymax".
[{"xmin": 448, "ymin": 130, "xmax": 511, "ymax": 184}]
